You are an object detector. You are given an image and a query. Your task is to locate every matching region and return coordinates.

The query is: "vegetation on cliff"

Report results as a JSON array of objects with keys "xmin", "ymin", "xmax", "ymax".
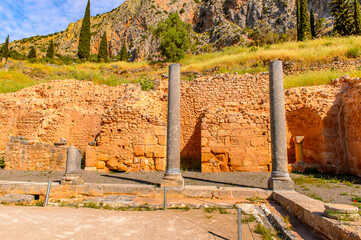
[
  {"xmin": 46, "ymin": 40, "xmax": 55, "ymax": 59},
  {"xmin": 153, "ymin": 12, "xmax": 191, "ymax": 62}
]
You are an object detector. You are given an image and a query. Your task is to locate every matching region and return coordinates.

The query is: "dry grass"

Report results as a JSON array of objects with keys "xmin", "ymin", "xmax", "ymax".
[
  {"xmin": 181, "ymin": 36, "xmax": 361, "ymax": 72},
  {"xmin": 0, "ymin": 36, "xmax": 360, "ymax": 93}
]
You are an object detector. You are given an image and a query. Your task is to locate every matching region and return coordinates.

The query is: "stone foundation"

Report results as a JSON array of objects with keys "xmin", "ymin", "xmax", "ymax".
[{"xmin": 4, "ymin": 136, "xmax": 67, "ymax": 171}]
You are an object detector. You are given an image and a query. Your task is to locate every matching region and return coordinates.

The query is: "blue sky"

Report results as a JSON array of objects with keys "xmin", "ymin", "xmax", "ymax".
[{"xmin": 0, "ymin": 0, "xmax": 125, "ymax": 42}]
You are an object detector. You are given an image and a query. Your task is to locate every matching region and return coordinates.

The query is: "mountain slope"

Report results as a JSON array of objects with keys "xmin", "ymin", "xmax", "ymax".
[{"xmin": 9, "ymin": 0, "xmax": 333, "ymax": 61}]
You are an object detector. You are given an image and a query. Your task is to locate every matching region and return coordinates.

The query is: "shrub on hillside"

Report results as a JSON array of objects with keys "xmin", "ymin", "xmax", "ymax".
[{"xmin": 153, "ymin": 12, "xmax": 191, "ymax": 62}]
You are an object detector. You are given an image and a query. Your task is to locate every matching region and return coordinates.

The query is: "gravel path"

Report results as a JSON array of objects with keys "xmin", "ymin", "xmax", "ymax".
[{"xmin": 0, "ymin": 169, "xmax": 360, "ymax": 205}]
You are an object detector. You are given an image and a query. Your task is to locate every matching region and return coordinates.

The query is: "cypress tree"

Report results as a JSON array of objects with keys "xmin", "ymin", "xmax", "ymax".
[
  {"xmin": 296, "ymin": 0, "xmax": 302, "ymax": 41},
  {"xmin": 310, "ymin": 9, "xmax": 317, "ymax": 38},
  {"xmin": 78, "ymin": 0, "xmax": 91, "ymax": 59},
  {"xmin": 330, "ymin": 0, "xmax": 354, "ymax": 36},
  {"xmin": 28, "ymin": 46, "xmax": 36, "ymax": 59},
  {"xmin": 300, "ymin": 0, "xmax": 311, "ymax": 40},
  {"xmin": 119, "ymin": 40, "xmax": 128, "ymax": 61},
  {"xmin": 97, "ymin": 32, "xmax": 108, "ymax": 62},
  {"xmin": 1, "ymin": 35, "xmax": 9, "ymax": 61},
  {"xmin": 46, "ymin": 39, "xmax": 55, "ymax": 59},
  {"xmin": 354, "ymin": 0, "xmax": 361, "ymax": 35}
]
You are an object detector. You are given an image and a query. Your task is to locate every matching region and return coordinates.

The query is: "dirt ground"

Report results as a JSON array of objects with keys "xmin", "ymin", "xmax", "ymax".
[
  {"xmin": 0, "ymin": 205, "xmax": 260, "ymax": 240},
  {"xmin": 0, "ymin": 169, "xmax": 360, "ymax": 205}
]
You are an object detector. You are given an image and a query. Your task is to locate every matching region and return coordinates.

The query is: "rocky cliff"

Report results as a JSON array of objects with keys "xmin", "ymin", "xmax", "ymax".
[{"xmin": 9, "ymin": 0, "xmax": 332, "ymax": 60}]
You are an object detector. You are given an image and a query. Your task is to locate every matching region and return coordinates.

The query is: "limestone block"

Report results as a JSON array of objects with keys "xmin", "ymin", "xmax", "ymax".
[
  {"xmin": 201, "ymin": 153, "xmax": 212, "ymax": 163},
  {"xmin": 250, "ymin": 137, "xmax": 265, "ymax": 146},
  {"xmin": 98, "ymin": 154, "xmax": 109, "ymax": 162},
  {"xmin": 145, "ymin": 145, "xmax": 155, "ymax": 158},
  {"xmin": 155, "ymin": 158, "xmax": 166, "ymax": 171},
  {"xmin": 85, "ymin": 147, "xmax": 97, "ymax": 167},
  {"xmin": 97, "ymin": 161, "xmax": 105, "ymax": 169},
  {"xmin": 153, "ymin": 146, "xmax": 165, "ymax": 158},
  {"xmin": 133, "ymin": 145, "xmax": 145, "ymax": 156},
  {"xmin": 157, "ymin": 135, "xmax": 166, "ymax": 145},
  {"xmin": 144, "ymin": 134, "xmax": 157, "ymax": 145},
  {"xmin": 154, "ymin": 126, "xmax": 166, "ymax": 136}
]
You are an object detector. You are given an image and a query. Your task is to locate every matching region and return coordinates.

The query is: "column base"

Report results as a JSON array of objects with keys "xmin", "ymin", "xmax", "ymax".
[
  {"xmin": 161, "ymin": 173, "xmax": 184, "ymax": 188},
  {"xmin": 268, "ymin": 177, "xmax": 294, "ymax": 191},
  {"xmin": 61, "ymin": 173, "xmax": 83, "ymax": 185}
]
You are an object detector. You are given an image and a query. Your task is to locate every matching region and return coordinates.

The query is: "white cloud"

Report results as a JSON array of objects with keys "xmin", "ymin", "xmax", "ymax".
[{"xmin": 0, "ymin": 0, "xmax": 124, "ymax": 42}]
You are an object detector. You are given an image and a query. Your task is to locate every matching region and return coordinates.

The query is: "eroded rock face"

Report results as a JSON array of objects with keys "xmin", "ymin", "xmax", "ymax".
[{"xmin": 9, "ymin": 0, "xmax": 333, "ymax": 60}]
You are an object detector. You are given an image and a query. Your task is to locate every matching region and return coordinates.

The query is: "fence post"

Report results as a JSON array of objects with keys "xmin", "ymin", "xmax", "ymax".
[
  {"xmin": 164, "ymin": 187, "xmax": 167, "ymax": 210},
  {"xmin": 238, "ymin": 208, "xmax": 242, "ymax": 240},
  {"xmin": 44, "ymin": 181, "xmax": 52, "ymax": 207}
]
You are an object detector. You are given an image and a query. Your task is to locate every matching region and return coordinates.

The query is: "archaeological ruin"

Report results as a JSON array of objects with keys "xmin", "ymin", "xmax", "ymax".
[{"xmin": 1, "ymin": 63, "xmax": 361, "ymax": 178}]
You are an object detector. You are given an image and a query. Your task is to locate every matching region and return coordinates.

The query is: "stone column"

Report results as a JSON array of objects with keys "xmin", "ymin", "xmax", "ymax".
[
  {"xmin": 293, "ymin": 136, "xmax": 305, "ymax": 163},
  {"xmin": 161, "ymin": 64, "xmax": 184, "ymax": 188},
  {"xmin": 268, "ymin": 60, "xmax": 294, "ymax": 191},
  {"xmin": 61, "ymin": 146, "xmax": 83, "ymax": 185}
]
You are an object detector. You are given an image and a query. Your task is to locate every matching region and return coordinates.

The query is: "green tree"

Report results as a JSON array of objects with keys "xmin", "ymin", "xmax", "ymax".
[
  {"xmin": 78, "ymin": 0, "xmax": 91, "ymax": 59},
  {"xmin": 1, "ymin": 35, "xmax": 9, "ymax": 61},
  {"xmin": 296, "ymin": 0, "xmax": 302, "ymax": 40},
  {"xmin": 310, "ymin": 9, "xmax": 317, "ymax": 38},
  {"xmin": 154, "ymin": 12, "xmax": 191, "ymax": 62},
  {"xmin": 330, "ymin": 0, "xmax": 354, "ymax": 36},
  {"xmin": 354, "ymin": 0, "xmax": 361, "ymax": 35},
  {"xmin": 299, "ymin": 0, "xmax": 311, "ymax": 40},
  {"xmin": 28, "ymin": 46, "xmax": 36, "ymax": 59},
  {"xmin": 119, "ymin": 40, "xmax": 128, "ymax": 61},
  {"xmin": 46, "ymin": 39, "xmax": 55, "ymax": 59},
  {"xmin": 97, "ymin": 32, "xmax": 108, "ymax": 62}
]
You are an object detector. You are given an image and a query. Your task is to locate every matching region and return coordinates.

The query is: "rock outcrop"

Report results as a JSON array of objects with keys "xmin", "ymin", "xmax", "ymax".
[{"xmin": 8, "ymin": 0, "xmax": 333, "ymax": 60}]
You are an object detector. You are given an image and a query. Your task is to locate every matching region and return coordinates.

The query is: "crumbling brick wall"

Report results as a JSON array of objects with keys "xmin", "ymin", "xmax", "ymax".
[
  {"xmin": 0, "ymin": 79, "xmax": 125, "ymax": 157},
  {"xmin": 335, "ymin": 76, "xmax": 361, "ymax": 177},
  {"xmin": 4, "ymin": 136, "xmax": 67, "ymax": 170}
]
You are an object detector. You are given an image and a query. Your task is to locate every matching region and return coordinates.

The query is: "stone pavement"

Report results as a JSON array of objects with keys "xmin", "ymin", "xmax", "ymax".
[{"xmin": 0, "ymin": 205, "xmax": 261, "ymax": 240}]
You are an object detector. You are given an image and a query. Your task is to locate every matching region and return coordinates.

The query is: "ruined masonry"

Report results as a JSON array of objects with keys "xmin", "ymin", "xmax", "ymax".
[{"xmin": 1, "ymin": 72, "xmax": 361, "ymax": 177}]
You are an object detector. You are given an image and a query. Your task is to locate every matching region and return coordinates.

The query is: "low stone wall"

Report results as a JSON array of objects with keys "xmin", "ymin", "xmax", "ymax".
[
  {"xmin": 273, "ymin": 191, "xmax": 361, "ymax": 240},
  {"xmin": 4, "ymin": 136, "xmax": 68, "ymax": 171}
]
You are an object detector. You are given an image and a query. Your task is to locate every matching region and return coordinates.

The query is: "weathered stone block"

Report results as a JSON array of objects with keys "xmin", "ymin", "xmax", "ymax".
[
  {"xmin": 153, "ymin": 146, "xmax": 165, "ymax": 158},
  {"xmin": 98, "ymin": 154, "xmax": 109, "ymax": 162},
  {"xmin": 97, "ymin": 161, "xmax": 105, "ymax": 169},
  {"xmin": 85, "ymin": 147, "xmax": 96, "ymax": 167},
  {"xmin": 155, "ymin": 158, "xmax": 165, "ymax": 171},
  {"xmin": 133, "ymin": 145, "xmax": 145, "ymax": 156}
]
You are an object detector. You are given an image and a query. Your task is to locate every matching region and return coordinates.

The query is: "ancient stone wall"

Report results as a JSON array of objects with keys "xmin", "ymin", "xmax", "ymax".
[
  {"xmin": 1, "ymin": 74, "xmax": 361, "ymax": 176},
  {"xmin": 4, "ymin": 136, "xmax": 67, "ymax": 171},
  {"xmin": 335, "ymin": 76, "xmax": 361, "ymax": 176},
  {"xmin": 0, "ymin": 79, "xmax": 125, "ymax": 157}
]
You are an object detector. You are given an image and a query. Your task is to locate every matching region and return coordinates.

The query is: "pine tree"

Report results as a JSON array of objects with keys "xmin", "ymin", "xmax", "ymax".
[
  {"xmin": 296, "ymin": 0, "xmax": 302, "ymax": 40},
  {"xmin": 330, "ymin": 0, "xmax": 354, "ymax": 36},
  {"xmin": 78, "ymin": 0, "xmax": 91, "ymax": 59},
  {"xmin": 310, "ymin": 9, "xmax": 317, "ymax": 38},
  {"xmin": 154, "ymin": 12, "xmax": 191, "ymax": 62},
  {"xmin": 1, "ymin": 35, "xmax": 9, "ymax": 61},
  {"xmin": 97, "ymin": 32, "xmax": 108, "ymax": 62},
  {"xmin": 28, "ymin": 46, "xmax": 36, "ymax": 59},
  {"xmin": 46, "ymin": 39, "xmax": 55, "ymax": 59},
  {"xmin": 299, "ymin": 0, "xmax": 312, "ymax": 40},
  {"xmin": 119, "ymin": 40, "xmax": 128, "ymax": 61},
  {"xmin": 354, "ymin": 0, "xmax": 361, "ymax": 35}
]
